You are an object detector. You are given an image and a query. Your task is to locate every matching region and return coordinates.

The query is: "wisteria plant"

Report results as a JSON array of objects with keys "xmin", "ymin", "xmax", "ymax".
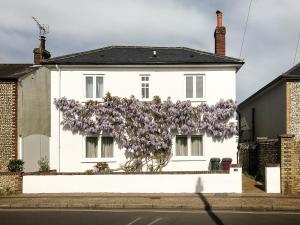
[{"xmin": 54, "ymin": 93, "xmax": 237, "ymax": 172}]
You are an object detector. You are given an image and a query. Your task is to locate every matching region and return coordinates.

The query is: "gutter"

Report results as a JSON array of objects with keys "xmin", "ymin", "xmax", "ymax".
[{"xmin": 55, "ymin": 64, "xmax": 61, "ymax": 172}]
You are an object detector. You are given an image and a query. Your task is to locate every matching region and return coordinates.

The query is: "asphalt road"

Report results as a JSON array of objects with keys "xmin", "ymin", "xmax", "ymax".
[{"xmin": 0, "ymin": 209, "xmax": 300, "ymax": 225}]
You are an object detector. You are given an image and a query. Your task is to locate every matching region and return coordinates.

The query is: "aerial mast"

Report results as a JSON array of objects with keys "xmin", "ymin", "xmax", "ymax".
[{"xmin": 32, "ymin": 17, "xmax": 51, "ymax": 64}]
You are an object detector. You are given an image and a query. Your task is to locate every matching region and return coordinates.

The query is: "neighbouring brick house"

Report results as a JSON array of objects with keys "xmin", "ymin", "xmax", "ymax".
[
  {"xmin": 0, "ymin": 64, "xmax": 32, "ymax": 171},
  {"xmin": 238, "ymin": 63, "xmax": 300, "ymax": 194},
  {"xmin": 238, "ymin": 62, "xmax": 300, "ymax": 142}
]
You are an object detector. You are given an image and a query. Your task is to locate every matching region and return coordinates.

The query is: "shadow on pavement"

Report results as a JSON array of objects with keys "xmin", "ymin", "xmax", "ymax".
[{"xmin": 196, "ymin": 177, "xmax": 225, "ymax": 225}]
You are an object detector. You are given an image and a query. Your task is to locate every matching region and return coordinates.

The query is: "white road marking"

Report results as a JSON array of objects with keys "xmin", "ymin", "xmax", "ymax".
[
  {"xmin": 1, "ymin": 208, "xmax": 300, "ymax": 215},
  {"xmin": 147, "ymin": 217, "xmax": 163, "ymax": 225},
  {"xmin": 126, "ymin": 217, "xmax": 142, "ymax": 225}
]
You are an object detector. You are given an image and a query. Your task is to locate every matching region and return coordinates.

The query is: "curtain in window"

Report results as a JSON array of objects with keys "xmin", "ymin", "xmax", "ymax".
[
  {"xmin": 196, "ymin": 77, "xmax": 203, "ymax": 98},
  {"xmin": 191, "ymin": 136, "xmax": 203, "ymax": 156},
  {"xmin": 176, "ymin": 136, "xmax": 188, "ymax": 156},
  {"xmin": 96, "ymin": 77, "xmax": 103, "ymax": 98},
  {"xmin": 86, "ymin": 137, "xmax": 98, "ymax": 158},
  {"xmin": 86, "ymin": 77, "xmax": 93, "ymax": 98},
  {"xmin": 101, "ymin": 137, "xmax": 113, "ymax": 157},
  {"xmin": 186, "ymin": 77, "xmax": 193, "ymax": 98}
]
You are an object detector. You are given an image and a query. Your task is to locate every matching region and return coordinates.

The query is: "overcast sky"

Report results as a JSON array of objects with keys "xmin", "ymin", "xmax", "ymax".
[{"xmin": 0, "ymin": 0, "xmax": 300, "ymax": 102}]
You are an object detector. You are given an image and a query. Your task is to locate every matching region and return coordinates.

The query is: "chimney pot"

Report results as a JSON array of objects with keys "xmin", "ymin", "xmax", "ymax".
[
  {"xmin": 214, "ymin": 10, "xmax": 226, "ymax": 56},
  {"xmin": 216, "ymin": 10, "xmax": 223, "ymax": 27},
  {"xmin": 33, "ymin": 35, "xmax": 51, "ymax": 64}
]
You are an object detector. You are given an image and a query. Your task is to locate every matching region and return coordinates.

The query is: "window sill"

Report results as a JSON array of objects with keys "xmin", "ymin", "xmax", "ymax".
[
  {"xmin": 171, "ymin": 156, "xmax": 206, "ymax": 161},
  {"xmin": 81, "ymin": 158, "xmax": 117, "ymax": 163},
  {"xmin": 81, "ymin": 98, "xmax": 104, "ymax": 103},
  {"xmin": 185, "ymin": 99, "xmax": 206, "ymax": 102}
]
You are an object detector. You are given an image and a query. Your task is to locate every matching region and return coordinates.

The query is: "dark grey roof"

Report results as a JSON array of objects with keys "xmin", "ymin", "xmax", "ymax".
[
  {"xmin": 238, "ymin": 62, "xmax": 300, "ymax": 108},
  {"xmin": 43, "ymin": 46, "xmax": 244, "ymax": 66},
  {"xmin": 0, "ymin": 64, "xmax": 35, "ymax": 79}
]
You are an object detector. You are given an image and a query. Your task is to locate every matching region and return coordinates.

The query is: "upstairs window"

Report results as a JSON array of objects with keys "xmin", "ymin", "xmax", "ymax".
[
  {"xmin": 141, "ymin": 75, "xmax": 150, "ymax": 99},
  {"xmin": 185, "ymin": 75, "xmax": 204, "ymax": 99},
  {"xmin": 85, "ymin": 75, "xmax": 104, "ymax": 99}
]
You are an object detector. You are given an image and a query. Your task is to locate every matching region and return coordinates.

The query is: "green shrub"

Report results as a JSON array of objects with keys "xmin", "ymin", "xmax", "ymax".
[
  {"xmin": 95, "ymin": 162, "xmax": 110, "ymax": 173},
  {"xmin": 7, "ymin": 159, "xmax": 24, "ymax": 172},
  {"xmin": 38, "ymin": 157, "xmax": 50, "ymax": 172},
  {"xmin": 85, "ymin": 169, "xmax": 95, "ymax": 175}
]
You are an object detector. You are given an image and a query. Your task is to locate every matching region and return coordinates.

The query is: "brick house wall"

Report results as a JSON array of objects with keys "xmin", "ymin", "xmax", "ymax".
[{"xmin": 0, "ymin": 80, "xmax": 17, "ymax": 171}]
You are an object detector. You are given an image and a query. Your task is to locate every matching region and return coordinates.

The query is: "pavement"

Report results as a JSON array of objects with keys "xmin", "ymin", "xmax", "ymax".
[{"xmin": 1, "ymin": 192, "xmax": 300, "ymax": 211}]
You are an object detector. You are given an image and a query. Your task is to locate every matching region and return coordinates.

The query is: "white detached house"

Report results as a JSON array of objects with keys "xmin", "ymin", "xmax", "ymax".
[{"xmin": 21, "ymin": 10, "xmax": 243, "ymax": 172}]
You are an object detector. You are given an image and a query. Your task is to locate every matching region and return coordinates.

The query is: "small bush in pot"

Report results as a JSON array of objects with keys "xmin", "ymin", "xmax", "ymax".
[
  {"xmin": 95, "ymin": 162, "xmax": 110, "ymax": 173},
  {"xmin": 38, "ymin": 157, "xmax": 50, "ymax": 172},
  {"xmin": 7, "ymin": 159, "xmax": 24, "ymax": 172}
]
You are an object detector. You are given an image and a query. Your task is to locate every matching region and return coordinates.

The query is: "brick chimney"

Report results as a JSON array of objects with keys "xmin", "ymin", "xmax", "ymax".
[
  {"xmin": 214, "ymin": 10, "xmax": 226, "ymax": 56},
  {"xmin": 33, "ymin": 35, "xmax": 51, "ymax": 64}
]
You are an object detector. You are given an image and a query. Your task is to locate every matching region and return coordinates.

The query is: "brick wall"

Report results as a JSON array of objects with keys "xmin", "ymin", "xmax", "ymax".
[
  {"xmin": 238, "ymin": 138, "xmax": 280, "ymax": 181},
  {"xmin": 239, "ymin": 135, "xmax": 300, "ymax": 194},
  {"xmin": 256, "ymin": 138, "xmax": 280, "ymax": 181},
  {"xmin": 0, "ymin": 172, "xmax": 22, "ymax": 194},
  {"xmin": 0, "ymin": 80, "xmax": 17, "ymax": 171},
  {"xmin": 280, "ymin": 135, "xmax": 300, "ymax": 194}
]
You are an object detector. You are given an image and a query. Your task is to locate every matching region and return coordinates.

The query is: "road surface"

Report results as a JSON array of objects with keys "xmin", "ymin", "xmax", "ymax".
[{"xmin": 0, "ymin": 209, "xmax": 300, "ymax": 225}]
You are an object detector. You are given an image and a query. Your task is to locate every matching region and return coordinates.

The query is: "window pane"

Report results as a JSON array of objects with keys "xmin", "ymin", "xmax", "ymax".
[
  {"xmin": 101, "ymin": 137, "xmax": 113, "ymax": 158},
  {"xmin": 191, "ymin": 136, "xmax": 203, "ymax": 156},
  {"xmin": 176, "ymin": 136, "xmax": 188, "ymax": 156},
  {"xmin": 196, "ymin": 77, "xmax": 203, "ymax": 98},
  {"xmin": 145, "ymin": 88, "xmax": 149, "ymax": 98},
  {"xmin": 86, "ymin": 137, "xmax": 98, "ymax": 158},
  {"xmin": 85, "ymin": 77, "xmax": 93, "ymax": 98},
  {"xmin": 96, "ymin": 77, "xmax": 103, "ymax": 98},
  {"xmin": 142, "ymin": 88, "xmax": 145, "ymax": 98},
  {"xmin": 186, "ymin": 77, "xmax": 193, "ymax": 98}
]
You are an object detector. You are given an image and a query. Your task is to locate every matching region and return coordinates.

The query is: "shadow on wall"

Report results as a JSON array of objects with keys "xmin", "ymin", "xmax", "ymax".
[
  {"xmin": 196, "ymin": 177, "xmax": 225, "ymax": 225},
  {"xmin": 22, "ymin": 134, "xmax": 50, "ymax": 172}
]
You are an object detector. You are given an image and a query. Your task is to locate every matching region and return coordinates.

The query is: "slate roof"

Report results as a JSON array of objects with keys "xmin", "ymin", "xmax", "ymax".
[
  {"xmin": 43, "ymin": 46, "xmax": 244, "ymax": 66},
  {"xmin": 0, "ymin": 64, "xmax": 35, "ymax": 79},
  {"xmin": 238, "ymin": 62, "xmax": 300, "ymax": 108}
]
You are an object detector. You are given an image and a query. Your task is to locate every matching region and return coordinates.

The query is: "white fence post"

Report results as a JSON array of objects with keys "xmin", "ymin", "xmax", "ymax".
[{"xmin": 265, "ymin": 164, "xmax": 280, "ymax": 193}]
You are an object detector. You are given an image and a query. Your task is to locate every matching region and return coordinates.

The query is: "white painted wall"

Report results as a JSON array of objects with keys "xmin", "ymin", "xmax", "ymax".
[
  {"xmin": 50, "ymin": 66, "xmax": 238, "ymax": 172},
  {"xmin": 265, "ymin": 166, "xmax": 281, "ymax": 193},
  {"xmin": 23, "ymin": 167, "xmax": 242, "ymax": 193}
]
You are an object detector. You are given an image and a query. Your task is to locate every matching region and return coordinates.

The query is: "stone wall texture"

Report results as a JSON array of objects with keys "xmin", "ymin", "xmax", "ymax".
[
  {"xmin": 288, "ymin": 82, "xmax": 300, "ymax": 140},
  {"xmin": 0, "ymin": 80, "xmax": 17, "ymax": 171},
  {"xmin": 0, "ymin": 173, "xmax": 22, "ymax": 194}
]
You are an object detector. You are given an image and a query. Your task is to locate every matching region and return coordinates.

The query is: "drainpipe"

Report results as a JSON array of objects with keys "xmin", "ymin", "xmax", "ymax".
[{"xmin": 55, "ymin": 64, "xmax": 61, "ymax": 172}]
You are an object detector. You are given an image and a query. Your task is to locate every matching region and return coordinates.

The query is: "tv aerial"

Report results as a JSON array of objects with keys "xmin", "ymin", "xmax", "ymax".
[{"xmin": 32, "ymin": 16, "xmax": 49, "ymax": 37}]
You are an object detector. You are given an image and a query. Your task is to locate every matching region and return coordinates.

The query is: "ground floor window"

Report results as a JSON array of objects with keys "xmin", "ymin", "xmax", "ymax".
[
  {"xmin": 85, "ymin": 136, "xmax": 114, "ymax": 158},
  {"xmin": 175, "ymin": 135, "xmax": 203, "ymax": 157}
]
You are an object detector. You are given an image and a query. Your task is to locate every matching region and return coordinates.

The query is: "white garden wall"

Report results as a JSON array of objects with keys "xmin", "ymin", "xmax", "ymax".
[{"xmin": 23, "ymin": 167, "xmax": 242, "ymax": 193}]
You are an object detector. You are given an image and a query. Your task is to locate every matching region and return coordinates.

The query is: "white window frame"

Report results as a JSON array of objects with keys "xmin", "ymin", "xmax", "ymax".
[
  {"xmin": 172, "ymin": 135, "xmax": 205, "ymax": 161},
  {"xmin": 184, "ymin": 74, "xmax": 205, "ymax": 101},
  {"xmin": 140, "ymin": 74, "xmax": 150, "ymax": 100},
  {"xmin": 81, "ymin": 135, "xmax": 116, "ymax": 163},
  {"xmin": 83, "ymin": 74, "xmax": 105, "ymax": 101}
]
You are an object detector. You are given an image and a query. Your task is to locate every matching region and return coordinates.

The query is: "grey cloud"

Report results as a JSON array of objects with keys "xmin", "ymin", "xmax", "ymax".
[{"xmin": 0, "ymin": 0, "xmax": 299, "ymax": 102}]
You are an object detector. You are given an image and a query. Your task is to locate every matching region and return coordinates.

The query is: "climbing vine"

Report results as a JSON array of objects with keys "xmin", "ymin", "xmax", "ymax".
[{"xmin": 54, "ymin": 93, "xmax": 237, "ymax": 172}]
